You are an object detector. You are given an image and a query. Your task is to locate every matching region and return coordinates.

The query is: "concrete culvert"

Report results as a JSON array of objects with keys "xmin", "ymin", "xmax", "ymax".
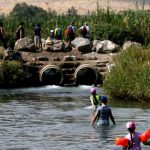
[
  {"xmin": 39, "ymin": 65, "xmax": 63, "ymax": 85},
  {"xmin": 74, "ymin": 64, "xmax": 98, "ymax": 85}
]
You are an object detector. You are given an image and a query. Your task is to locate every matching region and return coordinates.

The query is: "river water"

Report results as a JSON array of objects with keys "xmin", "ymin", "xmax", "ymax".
[{"xmin": 0, "ymin": 86, "xmax": 150, "ymax": 150}]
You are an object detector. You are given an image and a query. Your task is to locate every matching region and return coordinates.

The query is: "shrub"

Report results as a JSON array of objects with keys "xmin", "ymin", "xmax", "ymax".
[
  {"xmin": 0, "ymin": 60, "xmax": 26, "ymax": 85},
  {"xmin": 104, "ymin": 48, "xmax": 150, "ymax": 101}
]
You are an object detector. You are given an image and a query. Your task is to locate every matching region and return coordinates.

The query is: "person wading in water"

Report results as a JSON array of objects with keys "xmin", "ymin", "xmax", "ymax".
[
  {"xmin": 89, "ymin": 87, "xmax": 101, "ymax": 111},
  {"xmin": 122, "ymin": 121, "xmax": 150, "ymax": 150},
  {"xmin": 91, "ymin": 95, "xmax": 115, "ymax": 126}
]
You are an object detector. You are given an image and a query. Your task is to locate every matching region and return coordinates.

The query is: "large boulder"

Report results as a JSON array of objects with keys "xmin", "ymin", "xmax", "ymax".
[
  {"xmin": 43, "ymin": 39, "xmax": 65, "ymax": 52},
  {"xmin": 92, "ymin": 40, "xmax": 100, "ymax": 51},
  {"xmin": 14, "ymin": 37, "xmax": 35, "ymax": 52},
  {"xmin": 71, "ymin": 37, "xmax": 91, "ymax": 53},
  {"xmin": 53, "ymin": 40, "xmax": 65, "ymax": 51},
  {"xmin": 92, "ymin": 40, "xmax": 118, "ymax": 53},
  {"xmin": 122, "ymin": 41, "xmax": 142, "ymax": 50}
]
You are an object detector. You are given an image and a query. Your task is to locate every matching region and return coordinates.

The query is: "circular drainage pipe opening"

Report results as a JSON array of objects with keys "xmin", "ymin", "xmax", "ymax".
[
  {"xmin": 40, "ymin": 65, "xmax": 63, "ymax": 85},
  {"xmin": 74, "ymin": 64, "xmax": 98, "ymax": 85}
]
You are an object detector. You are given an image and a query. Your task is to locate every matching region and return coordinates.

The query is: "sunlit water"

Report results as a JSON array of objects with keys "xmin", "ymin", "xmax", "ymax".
[{"xmin": 0, "ymin": 86, "xmax": 150, "ymax": 150}]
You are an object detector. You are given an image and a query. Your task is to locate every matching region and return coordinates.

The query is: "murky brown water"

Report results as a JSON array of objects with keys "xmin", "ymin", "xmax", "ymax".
[{"xmin": 0, "ymin": 86, "xmax": 149, "ymax": 150}]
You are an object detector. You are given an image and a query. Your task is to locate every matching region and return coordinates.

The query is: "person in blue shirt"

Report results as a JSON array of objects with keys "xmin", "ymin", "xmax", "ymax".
[{"xmin": 91, "ymin": 95, "xmax": 115, "ymax": 126}]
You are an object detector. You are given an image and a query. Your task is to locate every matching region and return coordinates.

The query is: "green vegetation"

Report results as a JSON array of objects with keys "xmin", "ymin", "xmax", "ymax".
[
  {"xmin": 0, "ymin": 60, "xmax": 24, "ymax": 85},
  {"xmin": 1, "ymin": 2, "xmax": 150, "ymax": 48},
  {"xmin": 0, "ymin": 48, "xmax": 28, "ymax": 87},
  {"xmin": 0, "ymin": 47, "xmax": 5, "ymax": 59},
  {"xmin": 104, "ymin": 47, "xmax": 150, "ymax": 102}
]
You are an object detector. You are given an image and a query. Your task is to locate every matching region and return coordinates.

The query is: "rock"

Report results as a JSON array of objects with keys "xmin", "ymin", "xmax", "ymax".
[
  {"xmin": 45, "ymin": 37, "xmax": 53, "ymax": 45},
  {"xmin": 71, "ymin": 37, "xmax": 91, "ymax": 53},
  {"xmin": 92, "ymin": 40, "xmax": 118, "ymax": 53},
  {"xmin": 64, "ymin": 55, "xmax": 76, "ymax": 61},
  {"xmin": 64, "ymin": 42, "xmax": 72, "ymax": 52},
  {"xmin": 107, "ymin": 63, "xmax": 115, "ymax": 72},
  {"xmin": 53, "ymin": 40, "xmax": 65, "ymax": 51},
  {"xmin": 37, "ymin": 56, "xmax": 49, "ymax": 61},
  {"xmin": 52, "ymin": 57, "xmax": 61, "ymax": 61},
  {"xmin": 43, "ymin": 44, "xmax": 53, "ymax": 51},
  {"xmin": 3, "ymin": 50, "xmax": 23, "ymax": 62},
  {"xmin": 96, "ymin": 42, "xmax": 103, "ymax": 53},
  {"xmin": 92, "ymin": 40, "xmax": 100, "ymax": 51},
  {"xmin": 122, "ymin": 41, "xmax": 142, "ymax": 50},
  {"xmin": 14, "ymin": 37, "xmax": 35, "ymax": 52}
]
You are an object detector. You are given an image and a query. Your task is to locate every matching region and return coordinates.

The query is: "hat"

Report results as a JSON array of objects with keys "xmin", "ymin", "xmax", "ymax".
[
  {"xmin": 126, "ymin": 121, "xmax": 136, "ymax": 130},
  {"xmin": 101, "ymin": 95, "xmax": 107, "ymax": 103},
  {"xmin": 90, "ymin": 87, "xmax": 96, "ymax": 94}
]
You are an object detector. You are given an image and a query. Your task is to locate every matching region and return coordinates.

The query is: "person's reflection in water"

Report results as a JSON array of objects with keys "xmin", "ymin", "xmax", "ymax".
[
  {"xmin": 90, "ymin": 125, "xmax": 115, "ymax": 150},
  {"xmin": 97, "ymin": 126, "xmax": 110, "ymax": 139}
]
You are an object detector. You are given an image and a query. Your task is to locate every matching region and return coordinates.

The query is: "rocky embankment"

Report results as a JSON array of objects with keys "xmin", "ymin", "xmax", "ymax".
[{"xmin": 3, "ymin": 37, "xmax": 141, "ymax": 87}]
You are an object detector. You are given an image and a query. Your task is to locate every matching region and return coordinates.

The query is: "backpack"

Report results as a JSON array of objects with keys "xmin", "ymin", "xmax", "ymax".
[
  {"xmin": 66, "ymin": 26, "xmax": 73, "ymax": 36},
  {"xmin": 55, "ymin": 28, "xmax": 62, "ymax": 37},
  {"xmin": 82, "ymin": 26, "xmax": 87, "ymax": 35}
]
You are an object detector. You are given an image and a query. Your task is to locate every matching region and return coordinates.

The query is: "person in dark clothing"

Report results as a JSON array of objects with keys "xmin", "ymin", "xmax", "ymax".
[
  {"xmin": 16, "ymin": 21, "xmax": 25, "ymax": 40},
  {"xmin": 34, "ymin": 23, "xmax": 42, "ymax": 51},
  {"xmin": 0, "ymin": 22, "xmax": 7, "ymax": 49}
]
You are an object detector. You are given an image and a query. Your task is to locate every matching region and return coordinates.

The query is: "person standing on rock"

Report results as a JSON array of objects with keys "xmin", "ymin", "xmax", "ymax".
[
  {"xmin": 54, "ymin": 25, "xmax": 62, "ymax": 40},
  {"xmin": 65, "ymin": 21, "xmax": 75, "ymax": 44},
  {"xmin": 34, "ymin": 23, "xmax": 42, "ymax": 51},
  {"xmin": 16, "ymin": 21, "xmax": 25, "ymax": 40},
  {"xmin": 0, "ymin": 21, "xmax": 7, "ymax": 49},
  {"xmin": 50, "ymin": 29, "xmax": 54, "ymax": 40},
  {"xmin": 79, "ymin": 22, "xmax": 90, "ymax": 39}
]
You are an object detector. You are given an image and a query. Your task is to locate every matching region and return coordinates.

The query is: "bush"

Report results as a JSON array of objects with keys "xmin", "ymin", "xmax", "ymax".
[
  {"xmin": 0, "ymin": 60, "xmax": 26, "ymax": 85},
  {"xmin": 103, "ymin": 48, "xmax": 150, "ymax": 102}
]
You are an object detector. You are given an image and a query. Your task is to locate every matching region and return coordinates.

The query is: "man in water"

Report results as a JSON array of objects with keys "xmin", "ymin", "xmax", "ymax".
[{"xmin": 91, "ymin": 95, "xmax": 115, "ymax": 126}]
